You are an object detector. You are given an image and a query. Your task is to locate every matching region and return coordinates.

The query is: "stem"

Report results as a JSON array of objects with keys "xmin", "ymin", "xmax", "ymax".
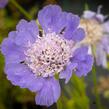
[
  {"xmin": 92, "ymin": 66, "xmax": 102, "ymax": 109},
  {"xmin": 10, "ymin": 0, "xmax": 32, "ymax": 20},
  {"xmin": 84, "ymin": 3, "xmax": 89, "ymax": 10}
]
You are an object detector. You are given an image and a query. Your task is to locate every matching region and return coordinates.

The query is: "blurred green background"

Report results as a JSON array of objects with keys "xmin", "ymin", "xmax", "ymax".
[{"xmin": 0, "ymin": 0, "xmax": 109, "ymax": 109}]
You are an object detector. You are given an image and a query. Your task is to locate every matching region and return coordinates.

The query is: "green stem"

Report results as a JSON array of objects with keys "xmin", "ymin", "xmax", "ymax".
[
  {"xmin": 10, "ymin": 0, "xmax": 32, "ymax": 20},
  {"xmin": 84, "ymin": 3, "xmax": 89, "ymax": 10},
  {"xmin": 92, "ymin": 66, "xmax": 102, "ymax": 109}
]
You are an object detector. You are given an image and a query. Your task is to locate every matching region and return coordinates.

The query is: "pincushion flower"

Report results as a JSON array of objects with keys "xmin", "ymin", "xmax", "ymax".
[
  {"xmin": 0, "ymin": 0, "xmax": 8, "ymax": 8},
  {"xmin": 80, "ymin": 7, "xmax": 109, "ymax": 68},
  {"xmin": 1, "ymin": 5, "xmax": 93, "ymax": 106}
]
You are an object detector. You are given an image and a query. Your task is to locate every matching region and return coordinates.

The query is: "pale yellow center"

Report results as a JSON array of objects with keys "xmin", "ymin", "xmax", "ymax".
[{"xmin": 80, "ymin": 19, "xmax": 103, "ymax": 45}]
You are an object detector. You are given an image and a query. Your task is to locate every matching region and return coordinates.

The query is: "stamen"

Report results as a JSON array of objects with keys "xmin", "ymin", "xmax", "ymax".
[{"xmin": 25, "ymin": 32, "xmax": 75, "ymax": 77}]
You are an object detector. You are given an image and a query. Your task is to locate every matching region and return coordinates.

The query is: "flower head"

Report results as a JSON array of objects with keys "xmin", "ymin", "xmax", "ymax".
[
  {"xmin": 1, "ymin": 5, "xmax": 93, "ymax": 106},
  {"xmin": 80, "ymin": 7, "xmax": 109, "ymax": 68},
  {"xmin": 0, "ymin": 0, "xmax": 8, "ymax": 8}
]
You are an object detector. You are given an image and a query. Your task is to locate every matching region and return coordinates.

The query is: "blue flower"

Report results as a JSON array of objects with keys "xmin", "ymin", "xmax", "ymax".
[{"xmin": 1, "ymin": 5, "xmax": 93, "ymax": 106}]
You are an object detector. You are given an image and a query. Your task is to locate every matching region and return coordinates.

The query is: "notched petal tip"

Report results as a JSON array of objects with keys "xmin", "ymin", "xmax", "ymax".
[
  {"xmin": 35, "ymin": 77, "xmax": 61, "ymax": 107},
  {"xmin": 71, "ymin": 46, "xmax": 94, "ymax": 77},
  {"xmin": 38, "ymin": 5, "xmax": 63, "ymax": 33},
  {"xmin": 71, "ymin": 28, "xmax": 85, "ymax": 42},
  {"xmin": 59, "ymin": 63, "xmax": 77, "ymax": 84},
  {"xmin": 15, "ymin": 19, "xmax": 39, "ymax": 47}
]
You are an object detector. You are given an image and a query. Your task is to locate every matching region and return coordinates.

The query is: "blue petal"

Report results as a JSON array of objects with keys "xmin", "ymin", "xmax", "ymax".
[
  {"xmin": 59, "ymin": 63, "xmax": 77, "ymax": 83},
  {"xmin": 96, "ymin": 43, "xmax": 107, "ymax": 68},
  {"xmin": 1, "ymin": 31, "xmax": 16, "ymax": 55},
  {"xmin": 38, "ymin": 5, "xmax": 64, "ymax": 33},
  {"xmin": 103, "ymin": 21, "xmax": 109, "ymax": 33},
  {"xmin": 70, "ymin": 28, "xmax": 85, "ymax": 42},
  {"xmin": 75, "ymin": 55, "xmax": 93, "ymax": 77},
  {"xmin": 71, "ymin": 46, "xmax": 88, "ymax": 61},
  {"xmin": 71, "ymin": 46, "xmax": 93, "ymax": 77},
  {"xmin": 83, "ymin": 10, "xmax": 96, "ymax": 19},
  {"xmin": 38, "ymin": 4, "xmax": 81, "ymax": 42},
  {"xmin": 35, "ymin": 77, "xmax": 61, "ymax": 107},
  {"xmin": 5, "ymin": 63, "xmax": 31, "ymax": 87},
  {"xmin": 1, "ymin": 32, "xmax": 26, "ymax": 64},
  {"xmin": 15, "ymin": 19, "xmax": 39, "ymax": 47},
  {"xmin": 0, "ymin": 0, "xmax": 8, "ymax": 8},
  {"xmin": 63, "ymin": 13, "xmax": 81, "ymax": 40},
  {"xmin": 5, "ymin": 63, "xmax": 44, "ymax": 91},
  {"xmin": 101, "ymin": 36, "xmax": 109, "ymax": 54}
]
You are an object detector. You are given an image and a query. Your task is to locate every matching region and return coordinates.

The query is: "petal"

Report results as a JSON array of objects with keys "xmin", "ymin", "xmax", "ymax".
[
  {"xmin": 5, "ymin": 63, "xmax": 44, "ymax": 91},
  {"xmin": 64, "ymin": 12, "xmax": 80, "ymax": 31},
  {"xmin": 71, "ymin": 28, "xmax": 85, "ymax": 42},
  {"xmin": 63, "ymin": 13, "xmax": 81, "ymax": 40},
  {"xmin": 27, "ymin": 77, "xmax": 45, "ymax": 92},
  {"xmin": 82, "ymin": 10, "xmax": 96, "ymax": 19},
  {"xmin": 35, "ymin": 77, "xmax": 61, "ymax": 107},
  {"xmin": 71, "ymin": 46, "xmax": 88, "ymax": 61},
  {"xmin": 38, "ymin": 5, "xmax": 63, "ymax": 33},
  {"xmin": 101, "ymin": 36, "xmax": 109, "ymax": 54},
  {"xmin": 5, "ymin": 63, "xmax": 31, "ymax": 86},
  {"xmin": 96, "ymin": 44, "xmax": 107, "ymax": 68},
  {"xmin": 71, "ymin": 46, "xmax": 93, "ymax": 77},
  {"xmin": 1, "ymin": 32, "xmax": 26, "ymax": 64},
  {"xmin": 96, "ymin": 14, "xmax": 105, "ymax": 22},
  {"xmin": 102, "ymin": 21, "xmax": 109, "ymax": 33},
  {"xmin": 15, "ymin": 19, "xmax": 39, "ymax": 47},
  {"xmin": 59, "ymin": 63, "xmax": 77, "ymax": 83},
  {"xmin": 0, "ymin": 0, "xmax": 8, "ymax": 8},
  {"xmin": 1, "ymin": 31, "xmax": 16, "ymax": 55},
  {"xmin": 82, "ymin": 10, "xmax": 105, "ymax": 22},
  {"xmin": 38, "ymin": 4, "xmax": 81, "ymax": 40},
  {"xmin": 16, "ymin": 20, "xmax": 39, "ymax": 38},
  {"xmin": 75, "ymin": 55, "xmax": 93, "ymax": 77}
]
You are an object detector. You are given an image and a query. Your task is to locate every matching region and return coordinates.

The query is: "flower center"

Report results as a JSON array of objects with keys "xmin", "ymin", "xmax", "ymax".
[
  {"xmin": 80, "ymin": 19, "xmax": 103, "ymax": 45},
  {"xmin": 25, "ymin": 32, "xmax": 75, "ymax": 77}
]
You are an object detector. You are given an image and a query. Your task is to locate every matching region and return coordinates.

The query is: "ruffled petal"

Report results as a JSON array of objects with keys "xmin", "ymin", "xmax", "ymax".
[
  {"xmin": 5, "ymin": 63, "xmax": 44, "ymax": 91},
  {"xmin": 82, "ymin": 10, "xmax": 105, "ymax": 22},
  {"xmin": 15, "ymin": 19, "xmax": 39, "ymax": 47},
  {"xmin": 101, "ymin": 36, "xmax": 109, "ymax": 54},
  {"xmin": 38, "ymin": 5, "xmax": 82, "ymax": 42},
  {"xmin": 102, "ymin": 21, "xmax": 109, "ymax": 33},
  {"xmin": 95, "ymin": 44, "xmax": 107, "ymax": 68},
  {"xmin": 96, "ymin": 14, "xmax": 105, "ymax": 22},
  {"xmin": 82, "ymin": 10, "xmax": 96, "ymax": 19},
  {"xmin": 1, "ymin": 31, "xmax": 26, "ymax": 64},
  {"xmin": 27, "ymin": 77, "xmax": 45, "ymax": 92},
  {"xmin": 5, "ymin": 63, "xmax": 31, "ymax": 87},
  {"xmin": 59, "ymin": 63, "xmax": 77, "ymax": 83},
  {"xmin": 75, "ymin": 55, "xmax": 93, "ymax": 77},
  {"xmin": 70, "ymin": 28, "xmax": 85, "ymax": 42},
  {"xmin": 38, "ymin": 5, "xmax": 63, "ymax": 33},
  {"xmin": 1, "ymin": 31, "xmax": 16, "ymax": 55},
  {"xmin": 35, "ymin": 77, "xmax": 61, "ymax": 107},
  {"xmin": 71, "ymin": 46, "xmax": 93, "ymax": 77},
  {"xmin": 63, "ymin": 13, "xmax": 82, "ymax": 40},
  {"xmin": 71, "ymin": 46, "xmax": 88, "ymax": 61}
]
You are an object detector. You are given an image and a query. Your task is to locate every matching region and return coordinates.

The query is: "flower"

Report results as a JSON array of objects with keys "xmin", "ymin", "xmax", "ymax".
[
  {"xmin": 80, "ymin": 7, "xmax": 109, "ymax": 68},
  {"xmin": 0, "ymin": 0, "xmax": 8, "ymax": 8},
  {"xmin": 1, "ymin": 5, "xmax": 93, "ymax": 106}
]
